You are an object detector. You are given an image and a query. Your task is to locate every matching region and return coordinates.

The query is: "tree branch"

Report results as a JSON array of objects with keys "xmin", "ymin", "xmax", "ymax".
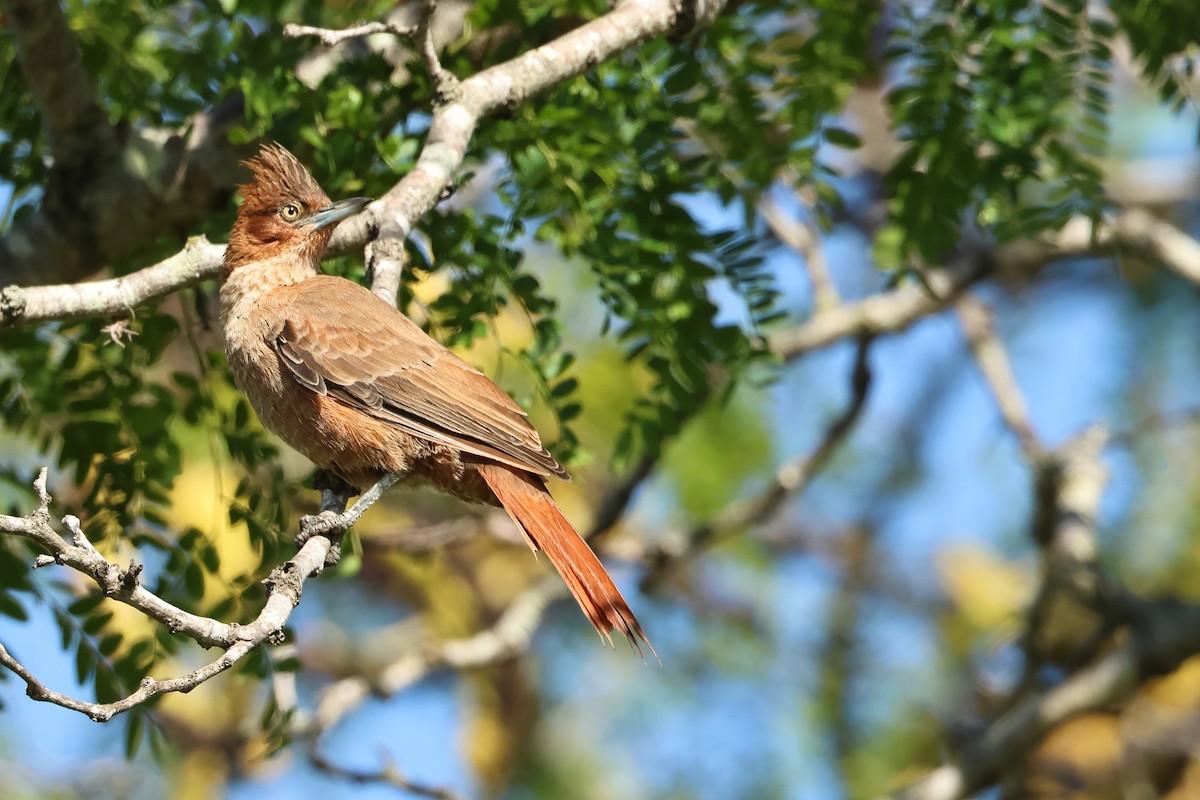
[
  {"xmin": 306, "ymin": 746, "xmax": 467, "ymax": 800},
  {"xmin": 586, "ymin": 454, "xmax": 659, "ymax": 542},
  {"xmin": 768, "ymin": 264, "xmax": 983, "ymax": 362},
  {"xmin": 282, "ymin": 20, "xmax": 416, "ymax": 48},
  {"xmin": 768, "ymin": 209, "xmax": 1200, "ymax": 364},
  {"xmin": 891, "ymin": 597, "xmax": 1200, "ymax": 800},
  {"xmin": 891, "ymin": 427, "xmax": 1122, "ymax": 799},
  {"xmin": 307, "ymin": 578, "xmax": 559, "ymax": 733},
  {"xmin": 2, "ymin": 0, "xmax": 116, "ymax": 165},
  {"xmin": 365, "ymin": 236, "xmax": 407, "ymax": 308},
  {"xmin": 1109, "ymin": 207, "xmax": 1200, "ymax": 286},
  {"xmin": 637, "ymin": 337, "xmax": 873, "ymax": 589},
  {"xmin": 954, "ymin": 294, "xmax": 1042, "ymax": 459},
  {"xmin": 418, "ymin": 0, "xmax": 459, "ymax": 103},
  {"xmin": 3, "ymin": 0, "xmax": 730, "ymax": 322},
  {"xmin": 0, "ymin": 94, "xmax": 246, "ymax": 288},
  {"xmin": 760, "ymin": 190, "xmax": 840, "ymax": 311},
  {"xmin": 0, "ymin": 236, "xmax": 225, "ymax": 329},
  {"xmin": 296, "ymin": 579, "xmax": 561, "ymax": 791},
  {"xmin": 0, "ymin": 468, "xmax": 397, "ymax": 719},
  {"xmin": 0, "ymin": 0, "xmax": 733, "ymax": 726},
  {"xmin": 2, "ymin": 470, "xmax": 232, "ymax": 647},
  {"xmin": 328, "ymin": 0, "xmax": 725, "ymax": 254}
]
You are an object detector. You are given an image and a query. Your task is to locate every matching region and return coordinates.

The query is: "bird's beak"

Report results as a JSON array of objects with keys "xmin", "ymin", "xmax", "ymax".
[{"xmin": 309, "ymin": 197, "xmax": 373, "ymax": 230}]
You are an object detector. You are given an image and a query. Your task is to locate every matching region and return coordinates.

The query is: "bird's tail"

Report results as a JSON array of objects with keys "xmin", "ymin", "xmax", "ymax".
[{"xmin": 477, "ymin": 463, "xmax": 651, "ymax": 653}]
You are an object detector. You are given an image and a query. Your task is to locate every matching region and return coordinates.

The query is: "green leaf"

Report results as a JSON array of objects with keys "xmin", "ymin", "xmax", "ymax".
[
  {"xmin": 0, "ymin": 592, "xmax": 27, "ymax": 621},
  {"xmin": 823, "ymin": 126, "xmax": 862, "ymax": 149}
]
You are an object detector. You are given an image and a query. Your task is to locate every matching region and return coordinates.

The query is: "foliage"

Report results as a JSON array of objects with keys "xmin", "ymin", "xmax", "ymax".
[
  {"xmin": 0, "ymin": 0, "xmax": 1198, "ymax": 795},
  {"xmin": 880, "ymin": 0, "xmax": 1115, "ymax": 268}
]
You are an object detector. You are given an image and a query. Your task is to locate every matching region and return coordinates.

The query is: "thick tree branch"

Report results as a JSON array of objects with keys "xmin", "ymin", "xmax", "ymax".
[
  {"xmin": 1023, "ymin": 428, "xmax": 1109, "ymax": 660},
  {"xmin": 0, "ymin": 95, "xmax": 246, "ymax": 288},
  {"xmin": 1110, "ymin": 207, "xmax": 1200, "ymax": 286},
  {"xmin": 0, "ymin": 236, "xmax": 225, "ymax": 329},
  {"xmin": 891, "ymin": 597, "xmax": 1200, "ymax": 800},
  {"xmin": 892, "ymin": 427, "xmax": 1122, "ymax": 799},
  {"xmin": 767, "ymin": 269, "xmax": 961, "ymax": 360},
  {"xmin": 2, "ymin": 0, "xmax": 115, "ymax": 165},
  {"xmin": 768, "ymin": 210, "xmax": 1200, "ymax": 361},
  {"xmin": 365, "ymin": 236, "xmax": 407, "ymax": 308}
]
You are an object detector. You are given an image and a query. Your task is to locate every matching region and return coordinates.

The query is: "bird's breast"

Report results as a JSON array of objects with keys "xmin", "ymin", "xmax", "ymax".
[{"xmin": 218, "ymin": 295, "xmax": 423, "ymax": 489}]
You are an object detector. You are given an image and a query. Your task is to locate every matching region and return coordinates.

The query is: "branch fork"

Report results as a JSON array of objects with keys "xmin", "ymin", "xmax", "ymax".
[{"xmin": 0, "ymin": 466, "xmax": 402, "ymax": 721}]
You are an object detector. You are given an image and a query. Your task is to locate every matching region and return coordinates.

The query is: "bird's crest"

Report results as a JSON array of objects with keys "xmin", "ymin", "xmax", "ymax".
[{"xmin": 238, "ymin": 142, "xmax": 329, "ymax": 212}]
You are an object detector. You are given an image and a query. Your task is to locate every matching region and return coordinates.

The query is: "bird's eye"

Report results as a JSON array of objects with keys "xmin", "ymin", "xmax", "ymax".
[{"xmin": 280, "ymin": 203, "xmax": 301, "ymax": 222}]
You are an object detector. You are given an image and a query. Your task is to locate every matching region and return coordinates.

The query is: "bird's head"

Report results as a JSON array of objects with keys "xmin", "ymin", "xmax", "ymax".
[{"xmin": 224, "ymin": 143, "xmax": 371, "ymax": 275}]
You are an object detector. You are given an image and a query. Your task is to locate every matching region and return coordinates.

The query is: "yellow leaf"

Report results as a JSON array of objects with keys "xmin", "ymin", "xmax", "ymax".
[{"xmin": 936, "ymin": 544, "xmax": 1033, "ymax": 630}]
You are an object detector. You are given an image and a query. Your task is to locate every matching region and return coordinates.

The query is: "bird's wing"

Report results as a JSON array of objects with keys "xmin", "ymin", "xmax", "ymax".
[{"xmin": 271, "ymin": 276, "xmax": 567, "ymax": 479}]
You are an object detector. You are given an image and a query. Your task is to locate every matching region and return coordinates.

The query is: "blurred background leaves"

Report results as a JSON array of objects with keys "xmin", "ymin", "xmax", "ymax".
[{"xmin": 1, "ymin": 0, "xmax": 1200, "ymax": 798}]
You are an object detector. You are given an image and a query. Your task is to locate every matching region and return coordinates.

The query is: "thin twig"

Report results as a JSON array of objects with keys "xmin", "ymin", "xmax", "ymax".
[
  {"xmin": 586, "ymin": 454, "xmax": 658, "ymax": 542},
  {"xmin": 1, "ymin": 633, "xmax": 251, "ymax": 723},
  {"xmin": 300, "ymin": 471, "xmax": 404, "ymax": 541},
  {"xmin": 640, "ymin": 336, "xmax": 874, "ymax": 589},
  {"xmin": 955, "ymin": 294, "xmax": 1042, "ymax": 460},
  {"xmin": 760, "ymin": 192, "xmax": 840, "ymax": 310},
  {"xmin": 299, "ymin": 579, "xmax": 561, "ymax": 789},
  {"xmin": 418, "ymin": 0, "xmax": 459, "ymax": 103},
  {"xmin": 4, "ymin": 469, "xmax": 231, "ymax": 647},
  {"xmin": 282, "ymin": 21, "xmax": 415, "ymax": 48},
  {"xmin": 307, "ymin": 747, "xmax": 467, "ymax": 800}
]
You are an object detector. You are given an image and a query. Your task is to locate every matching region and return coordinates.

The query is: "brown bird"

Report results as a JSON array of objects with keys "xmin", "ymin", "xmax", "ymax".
[{"xmin": 220, "ymin": 143, "xmax": 648, "ymax": 649}]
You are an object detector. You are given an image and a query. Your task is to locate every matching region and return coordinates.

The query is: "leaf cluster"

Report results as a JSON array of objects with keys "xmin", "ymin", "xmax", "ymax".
[{"xmin": 880, "ymin": 0, "xmax": 1114, "ymax": 268}]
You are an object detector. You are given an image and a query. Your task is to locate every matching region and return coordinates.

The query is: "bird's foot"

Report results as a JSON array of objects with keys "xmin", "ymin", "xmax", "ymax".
[
  {"xmin": 297, "ymin": 508, "xmax": 343, "ymax": 543},
  {"xmin": 296, "ymin": 470, "xmax": 399, "ymax": 571},
  {"xmin": 297, "ymin": 509, "xmax": 346, "ymax": 569},
  {"xmin": 298, "ymin": 469, "xmax": 360, "ymax": 568}
]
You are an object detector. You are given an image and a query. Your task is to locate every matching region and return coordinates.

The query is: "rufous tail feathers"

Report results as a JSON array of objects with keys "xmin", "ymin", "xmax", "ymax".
[{"xmin": 477, "ymin": 463, "xmax": 650, "ymax": 652}]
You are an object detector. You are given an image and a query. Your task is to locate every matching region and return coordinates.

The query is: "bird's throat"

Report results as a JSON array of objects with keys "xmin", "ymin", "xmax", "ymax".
[{"xmin": 220, "ymin": 253, "xmax": 319, "ymax": 323}]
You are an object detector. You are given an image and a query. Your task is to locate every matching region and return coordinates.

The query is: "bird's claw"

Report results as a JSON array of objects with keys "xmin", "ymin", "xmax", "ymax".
[
  {"xmin": 322, "ymin": 538, "xmax": 342, "ymax": 570},
  {"xmin": 297, "ymin": 509, "xmax": 343, "ymax": 544},
  {"xmin": 297, "ymin": 510, "xmax": 346, "ymax": 570}
]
